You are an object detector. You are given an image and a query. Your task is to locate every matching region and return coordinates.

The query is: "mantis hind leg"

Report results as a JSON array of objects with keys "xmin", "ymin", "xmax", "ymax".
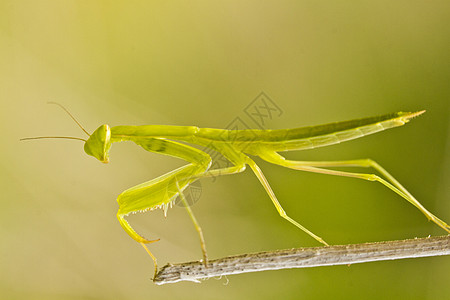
[
  {"xmin": 246, "ymin": 159, "xmax": 329, "ymax": 246},
  {"xmin": 259, "ymin": 151, "xmax": 450, "ymax": 233}
]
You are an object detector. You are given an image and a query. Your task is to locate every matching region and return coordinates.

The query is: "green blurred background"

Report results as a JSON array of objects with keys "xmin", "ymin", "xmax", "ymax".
[{"xmin": 1, "ymin": 1, "xmax": 449, "ymax": 299}]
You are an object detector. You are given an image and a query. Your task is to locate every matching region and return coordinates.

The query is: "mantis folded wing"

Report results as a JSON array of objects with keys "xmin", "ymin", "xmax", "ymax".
[{"xmin": 22, "ymin": 107, "xmax": 450, "ymax": 279}]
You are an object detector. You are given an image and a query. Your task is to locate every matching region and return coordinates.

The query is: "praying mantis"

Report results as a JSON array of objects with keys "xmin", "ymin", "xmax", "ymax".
[{"xmin": 22, "ymin": 103, "xmax": 450, "ymax": 278}]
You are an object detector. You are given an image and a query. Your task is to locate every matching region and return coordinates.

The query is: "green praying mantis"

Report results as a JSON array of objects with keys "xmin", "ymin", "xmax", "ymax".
[{"xmin": 22, "ymin": 103, "xmax": 450, "ymax": 278}]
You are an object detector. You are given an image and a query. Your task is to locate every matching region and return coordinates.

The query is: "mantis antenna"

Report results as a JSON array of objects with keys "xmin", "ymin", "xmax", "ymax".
[
  {"xmin": 20, "ymin": 136, "xmax": 87, "ymax": 142},
  {"xmin": 20, "ymin": 102, "xmax": 89, "ymax": 142},
  {"xmin": 47, "ymin": 102, "xmax": 90, "ymax": 136}
]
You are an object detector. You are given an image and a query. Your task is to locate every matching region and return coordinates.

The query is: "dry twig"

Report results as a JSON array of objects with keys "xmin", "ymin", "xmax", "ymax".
[{"xmin": 154, "ymin": 235, "xmax": 449, "ymax": 285}]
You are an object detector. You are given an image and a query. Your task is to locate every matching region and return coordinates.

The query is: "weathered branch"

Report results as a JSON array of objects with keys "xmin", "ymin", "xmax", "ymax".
[{"xmin": 153, "ymin": 235, "xmax": 449, "ymax": 285}]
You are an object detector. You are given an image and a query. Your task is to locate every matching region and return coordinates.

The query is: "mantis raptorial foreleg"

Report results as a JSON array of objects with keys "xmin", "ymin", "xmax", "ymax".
[
  {"xmin": 117, "ymin": 164, "xmax": 201, "ymax": 279},
  {"xmin": 123, "ymin": 138, "xmax": 252, "ymax": 270},
  {"xmin": 140, "ymin": 242, "xmax": 159, "ymax": 280},
  {"xmin": 247, "ymin": 159, "xmax": 329, "ymax": 246},
  {"xmin": 258, "ymin": 152, "xmax": 450, "ymax": 233},
  {"xmin": 116, "ymin": 138, "xmax": 212, "ymax": 275}
]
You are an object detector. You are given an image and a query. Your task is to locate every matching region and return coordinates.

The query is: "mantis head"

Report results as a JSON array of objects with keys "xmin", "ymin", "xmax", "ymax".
[
  {"xmin": 84, "ymin": 124, "xmax": 112, "ymax": 163},
  {"xmin": 20, "ymin": 103, "xmax": 112, "ymax": 164}
]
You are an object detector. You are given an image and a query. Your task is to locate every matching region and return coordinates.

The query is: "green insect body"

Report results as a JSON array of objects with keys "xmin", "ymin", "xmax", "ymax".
[{"xmin": 23, "ymin": 107, "xmax": 450, "ymax": 278}]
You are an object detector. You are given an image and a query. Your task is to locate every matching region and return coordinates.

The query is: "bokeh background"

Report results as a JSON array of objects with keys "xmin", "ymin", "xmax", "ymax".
[{"xmin": 1, "ymin": 1, "xmax": 449, "ymax": 299}]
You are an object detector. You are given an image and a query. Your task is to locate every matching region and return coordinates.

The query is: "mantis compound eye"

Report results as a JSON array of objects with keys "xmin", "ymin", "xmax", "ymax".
[{"xmin": 84, "ymin": 124, "xmax": 112, "ymax": 163}]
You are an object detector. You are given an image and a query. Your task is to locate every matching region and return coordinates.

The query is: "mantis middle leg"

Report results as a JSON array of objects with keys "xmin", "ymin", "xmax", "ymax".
[{"xmin": 199, "ymin": 142, "xmax": 330, "ymax": 246}]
